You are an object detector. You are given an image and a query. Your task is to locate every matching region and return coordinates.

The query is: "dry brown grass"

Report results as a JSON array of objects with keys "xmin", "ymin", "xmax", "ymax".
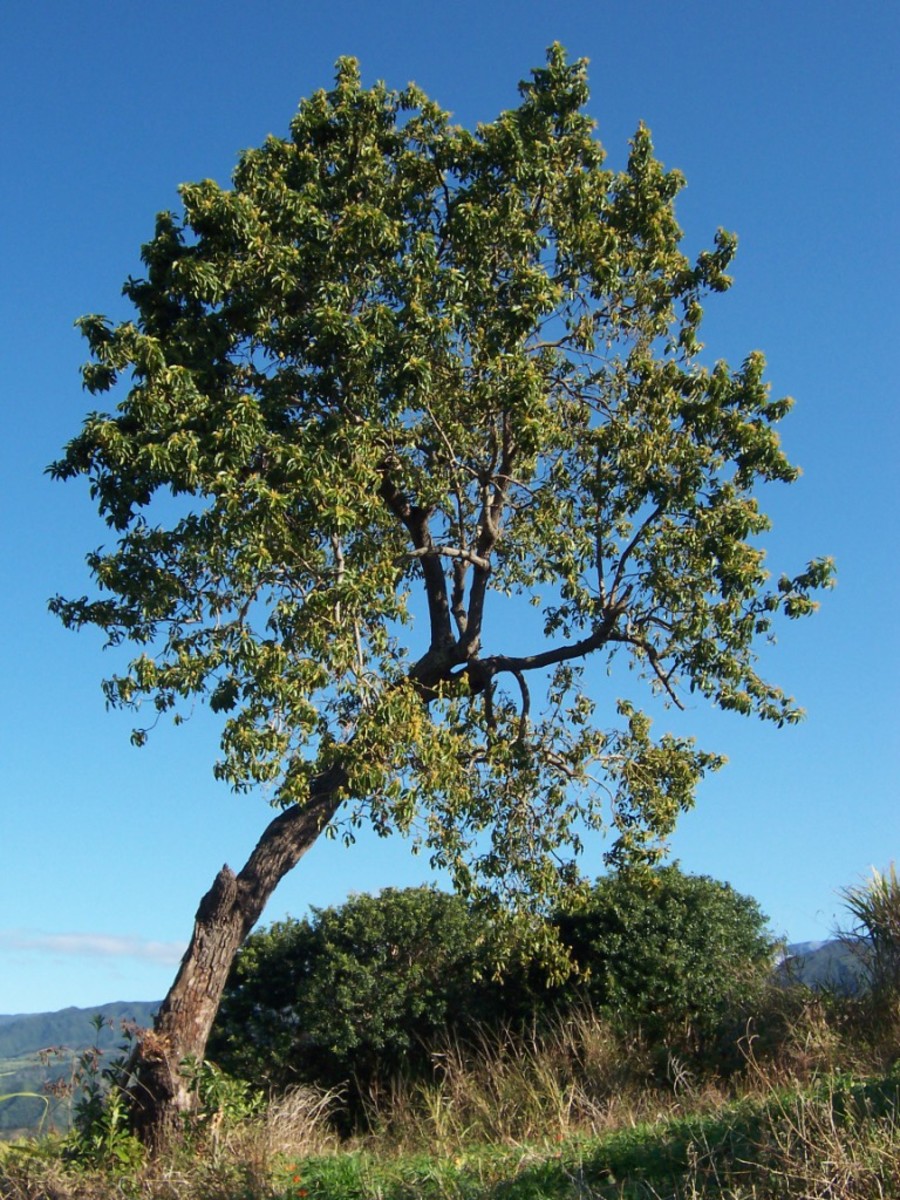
[
  {"xmin": 0, "ymin": 1082, "xmax": 342, "ymax": 1200},
  {"xmin": 1, "ymin": 994, "xmax": 896, "ymax": 1199},
  {"xmin": 356, "ymin": 1007, "xmax": 735, "ymax": 1153}
]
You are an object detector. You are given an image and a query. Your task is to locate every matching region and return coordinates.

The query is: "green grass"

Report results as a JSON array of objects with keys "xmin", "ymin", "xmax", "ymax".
[
  {"xmin": 272, "ymin": 1121, "xmax": 728, "ymax": 1199},
  {"xmin": 1, "ymin": 988, "xmax": 897, "ymax": 1200},
  {"xmin": 1, "ymin": 1076, "xmax": 897, "ymax": 1199},
  {"xmin": 266, "ymin": 1077, "xmax": 899, "ymax": 1200}
]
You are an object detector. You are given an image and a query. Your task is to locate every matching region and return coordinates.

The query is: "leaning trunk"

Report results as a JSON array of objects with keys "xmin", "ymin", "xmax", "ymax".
[{"xmin": 127, "ymin": 767, "xmax": 345, "ymax": 1150}]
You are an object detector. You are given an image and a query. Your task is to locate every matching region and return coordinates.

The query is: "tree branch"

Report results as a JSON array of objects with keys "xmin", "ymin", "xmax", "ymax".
[
  {"xmin": 608, "ymin": 504, "xmax": 663, "ymax": 600},
  {"xmin": 404, "ymin": 544, "xmax": 491, "ymax": 571},
  {"xmin": 379, "ymin": 469, "xmax": 454, "ymax": 653},
  {"xmin": 481, "ymin": 597, "xmax": 629, "ymax": 677},
  {"xmin": 511, "ymin": 667, "xmax": 530, "ymax": 740},
  {"xmin": 463, "ymin": 412, "xmax": 517, "ymax": 651},
  {"xmin": 607, "ymin": 630, "xmax": 684, "ymax": 709}
]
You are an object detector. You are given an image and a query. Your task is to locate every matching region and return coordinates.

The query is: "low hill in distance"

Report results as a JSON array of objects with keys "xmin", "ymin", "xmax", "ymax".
[
  {"xmin": 0, "ymin": 1000, "xmax": 160, "ymax": 1060},
  {"xmin": 0, "ymin": 1000, "xmax": 159, "ymax": 1137},
  {"xmin": 775, "ymin": 939, "xmax": 867, "ymax": 992}
]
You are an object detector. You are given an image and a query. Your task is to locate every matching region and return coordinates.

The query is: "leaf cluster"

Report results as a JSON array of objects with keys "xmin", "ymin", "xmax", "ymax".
[{"xmin": 840, "ymin": 864, "xmax": 900, "ymax": 1001}]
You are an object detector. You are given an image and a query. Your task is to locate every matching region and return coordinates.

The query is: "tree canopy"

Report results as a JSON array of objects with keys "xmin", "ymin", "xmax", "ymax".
[{"xmin": 51, "ymin": 45, "xmax": 832, "ymax": 922}]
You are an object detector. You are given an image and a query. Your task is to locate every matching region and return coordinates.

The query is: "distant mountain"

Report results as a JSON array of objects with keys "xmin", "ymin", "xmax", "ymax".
[
  {"xmin": 0, "ymin": 1000, "xmax": 159, "ymax": 1060},
  {"xmin": 778, "ymin": 939, "xmax": 868, "ymax": 993},
  {"xmin": 0, "ymin": 1000, "xmax": 159, "ymax": 1138}
]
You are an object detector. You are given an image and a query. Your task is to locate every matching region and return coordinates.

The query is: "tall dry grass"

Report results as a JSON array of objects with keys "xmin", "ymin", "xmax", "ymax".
[
  {"xmin": 0, "ymin": 989, "xmax": 896, "ymax": 1199},
  {"xmin": 359, "ymin": 1007, "xmax": 725, "ymax": 1152}
]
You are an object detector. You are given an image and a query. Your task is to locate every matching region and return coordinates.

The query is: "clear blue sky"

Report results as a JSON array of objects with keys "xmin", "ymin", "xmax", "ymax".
[{"xmin": 1, "ymin": 1, "xmax": 897, "ymax": 1015}]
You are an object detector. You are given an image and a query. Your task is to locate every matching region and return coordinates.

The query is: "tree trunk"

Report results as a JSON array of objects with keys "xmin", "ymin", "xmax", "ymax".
[{"xmin": 127, "ymin": 765, "xmax": 345, "ymax": 1150}]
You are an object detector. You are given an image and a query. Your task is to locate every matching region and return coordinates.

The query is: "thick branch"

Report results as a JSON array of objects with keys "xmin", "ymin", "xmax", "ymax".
[
  {"xmin": 511, "ymin": 667, "xmax": 530, "ymax": 739},
  {"xmin": 451, "ymin": 558, "xmax": 469, "ymax": 636},
  {"xmin": 405, "ymin": 544, "xmax": 491, "ymax": 571},
  {"xmin": 463, "ymin": 557, "xmax": 491, "ymax": 657},
  {"xmin": 481, "ymin": 597, "xmax": 629, "ymax": 678},
  {"xmin": 128, "ymin": 761, "xmax": 346, "ymax": 1148},
  {"xmin": 464, "ymin": 413, "xmax": 517, "ymax": 650},
  {"xmin": 379, "ymin": 471, "xmax": 454, "ymax": 652},
  {"xmin": 235, "ymin": 762, "xmax": 347, "ymax": 915}
]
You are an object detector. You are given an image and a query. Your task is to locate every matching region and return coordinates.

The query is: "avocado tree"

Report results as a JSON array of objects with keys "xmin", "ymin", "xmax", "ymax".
[{"xmin": 50, "ymin": 47, "xmax": 832, "ymax": 1145}]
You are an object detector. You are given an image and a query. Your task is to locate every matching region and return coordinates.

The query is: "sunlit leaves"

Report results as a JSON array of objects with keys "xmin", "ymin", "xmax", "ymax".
[{"xmin": 50, "ymin": 46, "xmax": 831, "ymax": 919}]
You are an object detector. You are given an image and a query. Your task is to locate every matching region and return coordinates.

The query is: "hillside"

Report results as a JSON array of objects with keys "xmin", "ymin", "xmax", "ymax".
[
  {"xmin": 776, "ymin": 939, "xmax": 867, "ymax": 992},
  {"xmin": 0, "ymin": 1000, "xmax": 159, "ymax": 1137}
]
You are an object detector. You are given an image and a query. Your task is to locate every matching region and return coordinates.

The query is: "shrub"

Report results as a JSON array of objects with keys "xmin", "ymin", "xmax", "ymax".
[
  {"xmin": 840, "ymin": 864, "xmax": 900, "ymax": 1000},
  {"xmin": 211, "ymin": 869, "xmax": 775, "ymax": 1101},
  {"xmin": 837, "ymin": 864, "xmax": 900, "ymax": 1066},
  {"xmin": 551, "ymin": 865, "xmax": 776, "ymax": 1061},
  {"xmin": 209, "ymin": 886, "xmax": 500, "ymax": 1095}
]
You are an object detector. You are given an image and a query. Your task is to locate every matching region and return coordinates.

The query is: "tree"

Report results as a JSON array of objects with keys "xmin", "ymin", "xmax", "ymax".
[{"xmin": 50, "ymin": 46, "xmax": 832, "ymax": 1146}]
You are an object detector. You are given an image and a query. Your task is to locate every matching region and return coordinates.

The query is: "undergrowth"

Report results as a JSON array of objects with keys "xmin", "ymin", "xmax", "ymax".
[{"xmin": 1, "ymin": 983, "xmax": 897, "ymax": 1200}]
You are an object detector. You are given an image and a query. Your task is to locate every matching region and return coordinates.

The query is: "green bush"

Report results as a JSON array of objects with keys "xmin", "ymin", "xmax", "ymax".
[
  {"xmin": 209, "ymin": 870, "xmax": 775, "ymax": 1100},
  {"xmin": 552, "ymin": 865, "xmax": 776, "ymax": 1060},
  {"xmin": 209, "ymin": 887, "xmax": 501, "ymax": 1095},
  {"xmin": 840, "ymin": 864, "xmax": 900, "ymax": 1001}
]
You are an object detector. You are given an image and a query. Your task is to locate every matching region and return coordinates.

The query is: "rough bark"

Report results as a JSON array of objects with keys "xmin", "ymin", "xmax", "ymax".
[{"xmin": 127, "ymin": 765, "xmax": 345, "ymax": 1150}]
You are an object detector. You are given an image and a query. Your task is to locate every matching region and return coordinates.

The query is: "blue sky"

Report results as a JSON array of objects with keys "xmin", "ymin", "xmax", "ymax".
[{"xmin": 1, "ymin": 1, "xmax": 897, "ymax": 1015}]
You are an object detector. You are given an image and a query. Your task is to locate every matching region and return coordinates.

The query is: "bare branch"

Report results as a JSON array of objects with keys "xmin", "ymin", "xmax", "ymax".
[
  {"xmin": 463, "ymin": 411, "xmax": 518, "ymax": 651},
  {"xmin": 483, "ymin": 597, "xmax": 629, "ymax": 677},
  {"xmin": 608, "ymin": 630, "xmax": 684, "ymax": 709},
  {"xmin": 511, "ymin": 667, "xmax": 530, "ymax": 741},
  {"xmin": 331, "ymin": 533, "xmax": 345, "ymax": 625},
  {"xmin": 404, "ymin": 544, "xmax": 491, "ymax": 571},
  {"xmin": 544, "ymin": 750, "xmax": 579, "ymax": 781},
  {"xmin": 608, "ymin": 504, "xmax": 663, "ymax": 600}
]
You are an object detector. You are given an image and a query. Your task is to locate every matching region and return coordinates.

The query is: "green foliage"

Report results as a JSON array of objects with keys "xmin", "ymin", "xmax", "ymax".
[
  {"xmin": 210, "ymin": 871, "xmax": 774, "ymax": 1097},
  {"xmin": 552, "ymin": 865, "xmax": 776, "ymax": 1056},
  {"xmin": 50, "ymin": 46, "xmax": 832, "ymax": 919},
  {"xmin": 209, "ymin": 887, "xmax": 500, "ymax": 1095},
  {"xmin": 180, "ymin": 1056, "xmax": 265, "ymax": 1131},
  {"xmin": 840, "ymin": 864, "xmax": 900, "ymax": 1001},
  {"xmin": 59, "ymin": 1027, "xmax": 262, "ymax": 1164},
  {"xmin": 62, "ymin": 1020, "xmax": 144, "ymax": 1173},
  {"xmin": 66, "ymin": 1083, "xmax": 144, "ymax": 1173}
]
